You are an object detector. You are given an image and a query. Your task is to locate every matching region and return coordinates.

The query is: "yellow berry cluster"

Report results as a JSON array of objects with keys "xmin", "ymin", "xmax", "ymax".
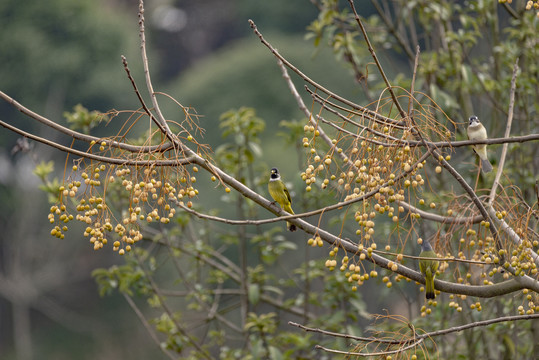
[
  {"xmin": 323, "ymin": 243, "xmax": 407, "ymax": 293},
  {"xmin": 303, "ymin": 108, "xmax": 539, "ymax": 317},
  {"xmin": 48, "ymin": 159, "xmax": 201, "ymax": 254},
  {"xmin": 499, "ymin": 0, "xmax": 539, "ymax": 17},
  {"xmin": 421, "ymin": 301, "xmax": 438, "ymax": 316},
  {"xmin": 447, "ymin": 294, "xmax": 465, "ymax": 313},
  {"xmin": 525, "ymin": 0, "xmax": 539, "ymax": 17},
  {"xmin": 299, "ymin": 110, "xmax": 456, "ymax": 291},
  {"xmin": 307, "ymin": 236, "xmax": 324, "ymax": 247}
]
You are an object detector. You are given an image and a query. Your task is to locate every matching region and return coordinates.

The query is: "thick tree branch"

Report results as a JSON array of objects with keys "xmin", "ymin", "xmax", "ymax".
[{"xmin": 0, "ymin": 91, "xmax": 174, "ymax": 153}]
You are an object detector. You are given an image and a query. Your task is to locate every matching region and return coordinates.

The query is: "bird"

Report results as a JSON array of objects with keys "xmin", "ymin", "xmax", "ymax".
[
  {"xmin": 467, "ymin": 115, "xmax": 493, "ymax": 173},
  {"xmin": 268, "ymin": 168, "xmax": 296, "ymax": 232},
  {"xmin": 419, "ymin": 239, "xmax": 439, "ymax": 300}
]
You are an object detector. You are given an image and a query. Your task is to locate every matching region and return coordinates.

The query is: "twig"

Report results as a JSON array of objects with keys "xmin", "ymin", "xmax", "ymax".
[
  {"xmin": 423, "ymin": 313, "xmax": 539, "ymax": 338},
  {"xmin": 348, "ymin": 0, "xmax": 408, "ymax": 121},
  {"xmin": 0, "ymin": 90, "xmax": 174, "ymax": 153},
  {"xmin": 293, "ymin": 313, "xmax": 539, "ymax": 355},
  {"xmin": 180, "ymin": 199, "xmax": 515, "ymax": 268},
  {"xmin": 0, "ymin": 118, "xmax": 194, "ymax": 166},
  {"xmin": 311, "ymin": 94, "xmax": 407, "ymax": 142},
  {"xmin": 423, "ymin": 134, "xmax": 539, "ymax": 148},
  {"xmin": 248, "ymin": 19, "xmax": 403, "ymax": 127},
  {"xmin": 289, "ymin": 321, "xmax": 412, "ymax": 344},
  {"xmin": 397, "ymin": 200, "xmax": 483, "ymax": 225},
  {"xmin": 371, "ymin": 249, "xmax": 491, "ymax": 265},
  {"xmin": 408, "ymin": 45, "xmax": 420, "ymax": 120},
  {"xmin": 315, "ymin": 339, "xmax": 421, "ymax": 357},
  {"xmin": 502, "ymin": 2, "xmax": 519, "ymax": 19},
  {"xmin": 135, "ymin": 254, "xmax": 213, "ymax": 359},
  {"xmin": 305, "ymin": 87, "xmax": 407, "ymax": 129},
  {"xmin": 489, "ymin": 59, "xmax": 519, "ymax": 204},
  {"xmin": 160, "ymin": 288, "xmax": 244, "ymax": 297},
  {"xmin": 123, "ymin": 293, "xmax": 177, "ymax": 360},
  {"xmin": 138, "ymin": 1, "xmax": 175, "ymax": 142},
  {"xmin": 370, "ymin": 0, "xmax": 415, "ymax": 61}
]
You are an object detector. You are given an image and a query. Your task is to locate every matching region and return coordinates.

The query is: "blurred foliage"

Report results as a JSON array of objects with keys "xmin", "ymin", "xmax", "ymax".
[
  {"xmin": 236, "ymin": 0, "xmax": 320, "ymax": 34},
  {"xmin": 64, "ymin": 104, "xmax": 108, "ymax": 134},
  {"xmin": 216, "ymin": 107, "xmax": 265, "ymax": 178},
  {"xmin": 0, "ymin": 0, "xmax": 139, "ymax": 111},
  {"xmin": 33, "ymin": 160, "xmax": 61, "ymax": 203},
  {"xmin": 0, "ymin": 1, "xmax": 151, "ymax": 360}
]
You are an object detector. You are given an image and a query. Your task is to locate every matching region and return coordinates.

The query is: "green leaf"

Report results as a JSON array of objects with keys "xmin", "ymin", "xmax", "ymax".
[
  {"xmin": 33, "ymin": 160, "xmax": 54, "ymax": 180},
  {"xmin": 248, "ymin": 283, "xmax": 260, "ymax": 306}
]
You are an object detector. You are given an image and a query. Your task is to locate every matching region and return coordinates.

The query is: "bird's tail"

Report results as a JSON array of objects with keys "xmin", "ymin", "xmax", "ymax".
[
  {"xmin": 284, "ymin": 204, "xmax": 297, "ymax": 232},
  {"xmin": 425, "ymin": 276, "xmax": 436, "ymax": 299},
  {"xmin": 481, "ymin": 158, "xmax": 493, "ymax": 173},
  {"xmin": 287, "ymin": 222, "xmax": 297, "ymax": 232}
]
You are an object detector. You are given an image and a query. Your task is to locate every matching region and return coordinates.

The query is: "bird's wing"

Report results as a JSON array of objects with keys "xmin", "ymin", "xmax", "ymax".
[{"xmin": 283, "ymin": 186, "xmax": 292, "ymax": 204}]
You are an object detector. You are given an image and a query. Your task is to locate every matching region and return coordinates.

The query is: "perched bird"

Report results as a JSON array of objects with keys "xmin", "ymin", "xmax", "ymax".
[
  {"xmin": 419, "ymin": 239, "xmax": 439, "ymax": 300},
  {"xmin": 268, "ymin": 168, "xmax": 296, "ymax": 232},
  {"xmin": 467, "ymin": 115, "xmax": 493, "ymax": 173}
]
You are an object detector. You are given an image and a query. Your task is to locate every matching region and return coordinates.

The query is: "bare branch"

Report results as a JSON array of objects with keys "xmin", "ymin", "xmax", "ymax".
[
  {"xmin": 397, "ymin": 200, "xmax": 483, "ymax": 225},
  {"xmin": 292, "ymin": 313, "xmax": 539, "ymax": 355},
  {"xmin": 315, "ymin": 340, "xmax": 421, "ymax": 357},
  {"xmin": 134, "ymin": 253, "xmax": 213, "ymax": 359},
  {"xmin": 423, "ymin": 313, "xmax": 539, "ymax": 338},
  {"xmin": 248, "ymin": 19, "xmax": 404, "ymax": 128},
  {"xmin": 138, "ymin": 1, "xmax": 175, "ymax": 142},
  {"xmin": 0, "ymin": 90, "xmax": 174, "ymax": 153},
  {"xmin": 370, "ymin": 0, "xmax": 415, "ymax": 61},
  {"xmin": 348, "ymin": 0, "xmax": 408, "ymax": 121},
  {"xmin": 490, "ymin": 59, "xmax": 519, "ymax": 204},
  {"xmin": 123, "ymin": 293, "xmax": 177, "ymax": 360},
  {"xmin": 0, "ymin": 118, "xmax": 194, "ymax": 166},
  {"xmin": 289, "ymin": 321, "xmax": 410, "ymax": 344}
]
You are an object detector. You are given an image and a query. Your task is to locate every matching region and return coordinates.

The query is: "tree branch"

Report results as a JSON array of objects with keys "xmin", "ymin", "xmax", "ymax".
[
  {"xmin": 123, "ymin": 293, "xmax": 177, "ymax": 360},
  {"xmin": 489, "ymin": 59, "xmax": 518, "ymax": 204},
  {"xmin": 0, "ymin": 90, "xmax": 174, "ymax": 153}
]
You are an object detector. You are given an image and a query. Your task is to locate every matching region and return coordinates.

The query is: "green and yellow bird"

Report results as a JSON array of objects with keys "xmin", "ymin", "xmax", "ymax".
[
  {"xmin": 268, "ymin": 168, "xmax": 296, "ymax": 232},
  {"xmin": 419, "ymin": 239, "xmax": 439, "ymax": 299}
]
